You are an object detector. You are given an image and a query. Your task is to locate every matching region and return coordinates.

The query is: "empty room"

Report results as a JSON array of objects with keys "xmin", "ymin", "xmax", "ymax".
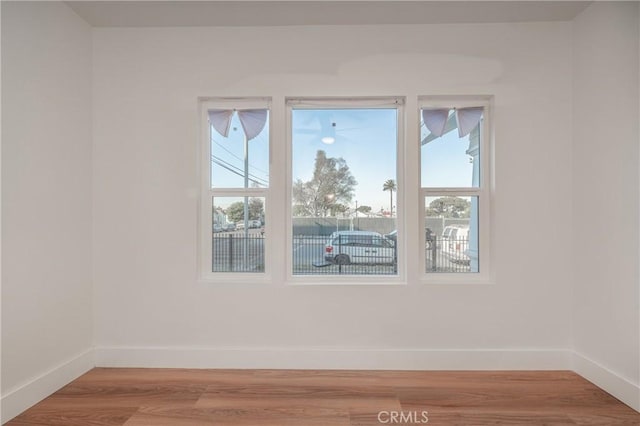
[{"xmin": 2, "ymin": 1, "xmax": 639, "ymax": 425}]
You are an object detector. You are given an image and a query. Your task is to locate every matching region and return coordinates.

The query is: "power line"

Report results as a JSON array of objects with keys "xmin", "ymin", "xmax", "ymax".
[
  {"xmin": 211, "ymin": 155, "xmax": 268, "ymax": 187},
  {"xmin": 212, "ymin": 154, "xmax": 268, "ymax": 186},
  {"xmin": 211, "ymin": 138, "xmax": 269, "ymax": 177},
  {"xmin": 211, "ymin": 157, "xmax": 266, "ymax": 187}
]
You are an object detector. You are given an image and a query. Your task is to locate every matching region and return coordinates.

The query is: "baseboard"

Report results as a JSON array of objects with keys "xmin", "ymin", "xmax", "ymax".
[
  {"xmin": 94, "ymin": 346, "xmax": 572, "ymax": 370},
  {"xmin": 573, "ymin": 352, "xmax": 640, "ymax": 412},
  {"xmin": 1, "ymin": 348, "xmax": 94, "ymax": 424},
  {"xmin": 6, "ymin": 347, "xmax": 637, "ymax": 422}
]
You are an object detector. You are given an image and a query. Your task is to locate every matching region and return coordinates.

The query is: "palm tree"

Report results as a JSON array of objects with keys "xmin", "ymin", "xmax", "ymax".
[{"xmin": 382, "ymin": 179, "xmax": 397, "ymax": 217}]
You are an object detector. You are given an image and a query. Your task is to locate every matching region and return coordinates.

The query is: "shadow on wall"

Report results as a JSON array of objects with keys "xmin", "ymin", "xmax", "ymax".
[{"xmin": 225, "ymin": 53, "xmax": 503, "ymax": 92}]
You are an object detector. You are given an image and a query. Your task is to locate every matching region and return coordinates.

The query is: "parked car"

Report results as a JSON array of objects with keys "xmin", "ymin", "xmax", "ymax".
[
  {"xmin": 213, "ymin": 224, "xmax": 223, "ymax": 233},
  {"xmin": 324, "ymin": 231, "xmax": 395, "ymax": 265},
  {"xmin": 441, "ymin": 225, "xmax": 456, "ymax": 243},
  {"xmin": 236, "ymin": 222, "xmax": 245, "ymax": 230},
  {"xmin": 385, "ymin": 228, "xmax": 433, "ymax": 247},
  {"xmin": 441, "ymin": 225, "xmax": 470, "ymax": 264},
  {"xmin": 222, "ymin": 222, "xmax": 236, "ymax": 232},
  {"xmin": 249, "ymin": 219, "xmax": 261, "ymax": 229},
  {"xmin": 385, "ymin": 230, "xmax": 397, "ymax": 243}
]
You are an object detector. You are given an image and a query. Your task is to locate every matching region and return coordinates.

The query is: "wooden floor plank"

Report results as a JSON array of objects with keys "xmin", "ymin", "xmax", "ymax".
[
  {"xmin": 8, "ymin": 406, "xmax": 138, "ymax": 426},
  {"xmin": 411, "ymin": 410, "xmax": 577, "ymax": 425},
  {"xmin": 124, "ymin": 406, "xmax": 351, "ymax": 426},
  {"xmin": 5, "ymin": 368, "xmax": 639, "ymax": 426}
]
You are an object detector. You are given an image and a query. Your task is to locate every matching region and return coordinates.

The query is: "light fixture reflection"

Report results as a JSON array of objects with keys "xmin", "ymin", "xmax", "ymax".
[{"xmin": 321, "ymin": 136, "xmax": 335, "ymax": 144}]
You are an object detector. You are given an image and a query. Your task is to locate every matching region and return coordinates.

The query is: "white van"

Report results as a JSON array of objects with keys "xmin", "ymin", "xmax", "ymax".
[
  {"xmin": 441, "ymin": 225, "xmax": 470, "ymax": 263},
  {"xmin": 324, "ymin": 231, "xmax": 395, "ymax": 265}
]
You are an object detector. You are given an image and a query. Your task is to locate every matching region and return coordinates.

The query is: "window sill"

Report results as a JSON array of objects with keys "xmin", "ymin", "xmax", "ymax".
[
  {"xmin": 418, "ymin": 273, "xmax": 494, "ymax": 285},
  {"xmin": 198, "ymin": 273, "xmax": 272, "ymax": 285},
  {"xmin": 285, "ymin": 277, "xmax": 406, "ymax": 286}
]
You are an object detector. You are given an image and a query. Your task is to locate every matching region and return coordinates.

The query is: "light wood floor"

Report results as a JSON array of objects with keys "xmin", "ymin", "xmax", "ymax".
[{"xmin": 7, "ymin": 368, "xmax": 640, "ymax": 425}]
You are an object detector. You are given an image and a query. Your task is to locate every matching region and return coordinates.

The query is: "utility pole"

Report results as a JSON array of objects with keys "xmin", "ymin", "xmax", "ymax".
[{"xmin": 355, "ymin": 200, "xmax": 359, "ymax": 230}]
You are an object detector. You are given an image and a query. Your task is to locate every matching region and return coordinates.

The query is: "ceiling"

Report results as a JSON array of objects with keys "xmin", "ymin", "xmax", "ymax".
[{"xmin": 66, "ymin": 1, "xmax": 592, "ymax": 27}]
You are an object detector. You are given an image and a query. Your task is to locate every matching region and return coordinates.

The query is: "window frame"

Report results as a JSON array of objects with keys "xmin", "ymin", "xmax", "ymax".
[
  {"xmin": 198, "ymin": 97, "xmax": 272, "ymax": 282},
  {"xmin": 285, "ymin": 97, "xmax": 406, "ymax": 285},
  {"xmin": 418, "ymin": 96, "xmax": 493, "ymax": 284}
]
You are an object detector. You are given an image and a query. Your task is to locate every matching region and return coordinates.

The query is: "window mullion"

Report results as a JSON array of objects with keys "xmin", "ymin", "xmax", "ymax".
[
  {"xmin": 421, "ymin": 188, "xmax": 482, "ymax": 197},
  {"xmin": 211, "ymin": 188, "xmax": 269, "ymax": 197}
]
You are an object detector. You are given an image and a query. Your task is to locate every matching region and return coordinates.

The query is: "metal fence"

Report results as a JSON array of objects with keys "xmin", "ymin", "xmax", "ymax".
[
  {"xmin": 212, "ymin": 233, "xmax": 265, "ymax": 272},
  {"xmin": 292, "ymin": 217, "xmax": 397, "ymax": 236},
  {"xmin": 291, "ymin": 217, "xmax": 470, "ymax": 237},
  {"xmin": 212, "ymin": 233, "xmax": 474, "ymax": 275},
  {"xmin": 425, "ymin": 237, "xmax": 473, "ymax": 273}
]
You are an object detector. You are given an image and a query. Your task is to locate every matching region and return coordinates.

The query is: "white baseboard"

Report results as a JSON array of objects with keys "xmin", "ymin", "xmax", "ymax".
[
  {"xmin": 94, "ymin": 346, "xmax": 572, "ymax": 370},
  {"xmin": 4, "ymin": 347, "xmax": 637, "ymax": 423},
  {"xmin": 573, "ymin": 352, "xmax": 640, "ymax": 412},
  {"xmin": 1, "ymin": 348, "xmax": 94, "ymax": 424}
]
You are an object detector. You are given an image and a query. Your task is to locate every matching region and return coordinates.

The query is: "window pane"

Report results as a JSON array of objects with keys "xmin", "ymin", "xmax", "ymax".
[
  {"xmin": 425, "ymin": 196, "xmax": 479, "ymax": 273},
  {"xmin": 291, "ymin": 107, "xmax": 398, "ymax": 276},
  {"xmin": 421, "ymin": 108, "xmax": 481, "ymax": 188},
  {"xmin": 210, "ymin": 111, "xmax": 269, "ymax": 189},
  {"xmin": 212, "ymin": 196, "xmax": 265, "ymax": 273}
]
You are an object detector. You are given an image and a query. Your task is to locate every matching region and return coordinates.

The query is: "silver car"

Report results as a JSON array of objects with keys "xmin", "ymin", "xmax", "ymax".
[{"xmin": 324, "ymin": 231, "xmax": 395, "ymax": 265}]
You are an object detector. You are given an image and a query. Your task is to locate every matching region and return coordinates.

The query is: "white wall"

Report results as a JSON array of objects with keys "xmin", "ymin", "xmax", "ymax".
[
  {"xmin": 1, "ymin": 1, "xmax": 637, "ymax": 420},
  {"xmin": 1, "ymin": 1, "xmax": 94, "ymax": 422},
  {"xmin": 572, "ymin": 2, "xmax": 640, "ymax": 410},
  {"xmin": 92, "ymin": 22, "xmax": 574, "ymax": 366}
]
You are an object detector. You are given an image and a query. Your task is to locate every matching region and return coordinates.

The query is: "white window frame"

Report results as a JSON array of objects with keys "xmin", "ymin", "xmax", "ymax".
[
  {"xmin": 418, "ymin": 96, "xmax": 493, "ymax": 284},
  {"xmin": 198, "ymin": 97, "xmax": 271, "ymax": 282},
  {"xmin": 285, "ymin": 97, "xmax": 406, "ymax": 285}
]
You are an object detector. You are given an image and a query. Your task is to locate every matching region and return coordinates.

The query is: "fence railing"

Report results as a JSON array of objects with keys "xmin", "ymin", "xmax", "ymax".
[
  {"xmin": 212, "ymin": 233, "xmax": 474, "ymax": 274},
  {"xmin": 293, "ymin": 235, "xmax": 397, "ymax": 276},
  {"xmin": 212, "ymin": 233, "xmax": 264, "ymax": 273},
  {"xmin": 425, "ymin": 237, "xmax": 472, "ymax": 273},
  {"xmin": 291, "ymin": 217, "xmax": 470, "ymax": 237}
]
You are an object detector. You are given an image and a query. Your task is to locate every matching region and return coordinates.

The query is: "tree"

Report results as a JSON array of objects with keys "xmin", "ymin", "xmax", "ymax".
[
  {"xmin": 248, "ymin": 198, "xmax": 264, "ymax": 220},
  {"xmin": 292, "ymin": 150, "xmax": 357, "ymax": 217},
  {"xmin": 226, "ymin": 198, "xmax": 264, "ymax": 223},
  {"xmin": 426, "ymin": 196, "xmax": 471, "ymax": 218},
  {"xmin": 382, "ymin": 179, "xmax": 397, "ymax": 216},
  {"xmin": 331, "ymin": 203, "xmax": 349, "ymax": 216},
  {"xmin": 356, "ymin": 205, "xmax": 372, "ymax": 214},
  {"xmin": 226, "ymin": 202, "xmax": 243, "ymax": 223}
]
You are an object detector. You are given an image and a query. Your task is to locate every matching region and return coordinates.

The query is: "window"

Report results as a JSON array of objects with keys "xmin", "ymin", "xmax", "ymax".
[
  {"xmin": 287, "ymin": 98, "xmax": 404, "ymax": 281},
  {"xmin": 419, "ymin": 97, "xmax": 490, "ymax": 279},
  {"xmin": 197, "ymin": 96, "xmax": 489, "ymax": 284},
  {"xmin": 199, "ymin": 98, "xmax": 270, "ymax": 279}
]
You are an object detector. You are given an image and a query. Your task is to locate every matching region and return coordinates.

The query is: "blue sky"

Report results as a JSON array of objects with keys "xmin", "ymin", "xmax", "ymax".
[
  {"xmin": 211, "ymin": 108, "xmax": 477, "ymax": 211},
  {"xmin": 420, "ymin": 118, "xmax": 475, "ymax": 188},
  {"xmin": 292, "ymin": 108, "xmax": 398, "ymax": 213}
]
